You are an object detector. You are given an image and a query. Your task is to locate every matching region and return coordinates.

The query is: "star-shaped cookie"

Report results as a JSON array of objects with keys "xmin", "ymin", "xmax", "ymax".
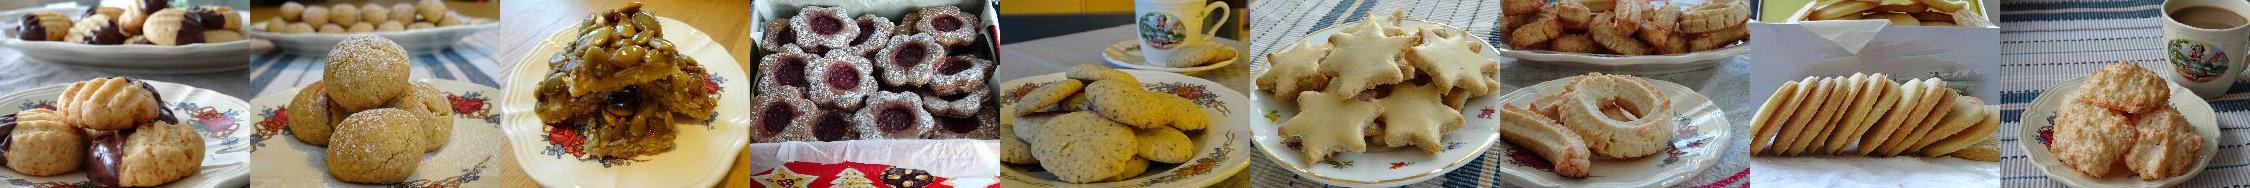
[
  {"xmin": 1280, "ymin": 91, "xmax": 1384, "ymax": 163},
  {"xmin": 1258, "ymin": 42, "xmax": 1332, "ymax": 101},
  {"xmin": 1379, "ymin": 83, "xmax": 1462, "ymax": 154},
  {"xmin": 1408, "ymin": 27, "xmax": 1502, "ymax": 96},
  {"xmin": 754, "ymin": 167, "xmax": 818, "ymax": 188},
  {"xmin": 1320, "ymin": 12, "xmax": 1414, "ymax": 98}
]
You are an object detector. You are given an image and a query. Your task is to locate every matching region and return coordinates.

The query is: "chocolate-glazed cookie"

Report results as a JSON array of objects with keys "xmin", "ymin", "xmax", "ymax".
[
  {"xmin": 3, "ymin": 109, "xmax": 84, "ymax": 176},
  {"xmin": 17, "ymin": 11, "xmax": 71, "ymax": 41}
]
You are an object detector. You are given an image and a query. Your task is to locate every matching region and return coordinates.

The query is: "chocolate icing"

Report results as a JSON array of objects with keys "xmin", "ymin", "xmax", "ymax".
[
  {"xmin": 187, "ymin": 8, "xmax": 225, "ymax": 30},
  {"xmin": 0, "ymin": 114, "xmax": 17, "ymax": 167},
  {"xmin": 136, "ymin": 79, "xmax": 177, "ymax": 124},
  {"xmin": 84, "ymin": 129, "xmax": 129, "ymax": 187},
  {"xmin": 17, "ymin": 15, "xmax": 46, "ymax": 41},
  {"xmin": 137, "ymin": 0, "xmax": 168, "ymax": 15},
  {"xmin": 84, "ymin": 23, "xmax": 127, "ymax": 45},
  {"xmin": 173, "ymin": 19, "xmax": 206, "ymax": 45}
]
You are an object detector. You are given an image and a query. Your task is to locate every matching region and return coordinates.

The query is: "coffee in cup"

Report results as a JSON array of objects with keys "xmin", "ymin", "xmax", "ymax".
[{"xmin": 2161, "ymin": 0, "xmax": 2250, "ymax": 98}]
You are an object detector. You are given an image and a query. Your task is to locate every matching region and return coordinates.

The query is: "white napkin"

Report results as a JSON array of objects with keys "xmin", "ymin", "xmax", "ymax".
[
  {"xmin": 1797, "ymin": 19, "xmax": 1891, "ymax": 55},
  {"xmin": 1750, "ymin": 157, "xmax": 1999, "ymax": 188}
]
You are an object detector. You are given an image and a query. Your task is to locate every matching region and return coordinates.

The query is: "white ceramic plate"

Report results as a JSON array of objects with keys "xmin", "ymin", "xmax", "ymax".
[
  {"xmin": 0, "ymin": 7, "xmax": 257, "ymax": 74},
  {"xmin": 995, "ymin": 70, "xmax": 1252, "ymax": 187},
  {"xmin": 1492, "ymin": 77, "xmax": 1732, "ymax": 188},
  {"xmin": 499, "ymin": 16, "xmax": 750, "ymax": 188},
  {"xmin": 1100, "ymin": 40, "xmax": 1236, "ymax": 73},
  {"xmin": 245, "ymin": 79, "xmax": 503, "ymax": 187},
  {"xmin": 0, "ymin": 80, "xmax": 251, "ymax": 187},
  {"xmin": 2017, "ymin": 78, "xmax": 2218, "ymax": 188},
  {"xmin": 246, "ymin": 17, "xmax": 495, "ymax": 55}
]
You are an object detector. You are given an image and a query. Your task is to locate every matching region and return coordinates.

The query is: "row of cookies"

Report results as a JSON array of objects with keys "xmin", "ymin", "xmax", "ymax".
[
  {"xmin": 751, "ymin": 5, "xmax": 997, "ymax": 143},
  {"xmin": 260, "ymin": 0, "xmax": 473, "ymax": 34},
  {"xmin": 2050, "ymin": 62, "xmax": 2202, "ymax": 180},
  {"xmin": 2, "ymin": 77, "xmax": 204, "ymax": 187},
  {"xmin": 1502, "ymin": 0, "xmax": 1750, "ymax": 55},
  {"xmin": 17, "ymin": 2, "xmax": 245, "ymax": 45},
  {"xmin": 284, "ymin": 36, "xmax": 454, "ymax": 184},
  {"xmin": 1498, "ymin": 73, "xmax": 1678, "ymax": 178},
  {"xmin": 1804, "ymin": 0, "xmax": 1984, "ymax": 26},
  {"xmin": 1259, "ymin": 10, "xmax": 1497, "ymax": 163},
  {"xmin": 1748, "ymin": 73, "xmax": 2000, "ymax": 161},
  {"xmin": 1001, "ymin": 65, "xmax": 1208, "ymax": 183}
]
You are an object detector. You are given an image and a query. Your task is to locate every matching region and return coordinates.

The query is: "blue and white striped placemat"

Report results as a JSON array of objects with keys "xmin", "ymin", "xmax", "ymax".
[
  {"xmin": 247, "ymin": 43, "xmax": 504, "ymax": 96},
  {"xmin": 1996, "ymin": 0, "xmax": 2250, "ymax": 186},
  {"xmin": 1247, "ymin": 1, "xmax": 1753, "ymax": 188}
]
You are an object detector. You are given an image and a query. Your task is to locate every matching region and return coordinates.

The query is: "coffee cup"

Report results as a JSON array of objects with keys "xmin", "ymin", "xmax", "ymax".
[
  {"xmin": 1135, "ymin": 0, "xmax": 1231, "ymax": 64},
  {"xmin": 2161, "ymin": 0, "xmax": 2250, "ymax": 98}
]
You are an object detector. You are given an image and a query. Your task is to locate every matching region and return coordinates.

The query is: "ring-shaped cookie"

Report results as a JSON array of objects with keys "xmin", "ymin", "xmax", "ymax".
[{"xmin": 1558, "ymin": 74, "xmax": 1675, "ymax": 158}]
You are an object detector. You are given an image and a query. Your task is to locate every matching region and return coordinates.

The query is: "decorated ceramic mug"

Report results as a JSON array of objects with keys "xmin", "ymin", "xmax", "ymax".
[
  {"xmin": 2161, "ymin": 0, "xmax": 2250, "ymax": 98},
  {"xmin": 1134, "ymin": 0, "xmax": 1230, "ymax": 62}
]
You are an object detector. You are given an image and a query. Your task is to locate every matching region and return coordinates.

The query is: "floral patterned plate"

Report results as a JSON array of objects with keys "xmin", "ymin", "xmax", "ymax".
[
  {"xmin": 245, "ymin": 79, "xmax": 501, "ymax": 187},
  {"xmin": 2017, "ymin": 78, "xmax": 2217, "ymax": 188},
  {"xmin": 1493, "ymin": 77, "xmax": 1732, "ymax": 188},
  {"xmin": 0, "ymin": 80, "xmax": 252, "ymax": 187},
  {"xmin": 498, "ymin": 16, "xmax": 752, "ymax": 187},
  {"xmin": 995, "ymin": 70, "xmax": 1253, "ymax": 187}
]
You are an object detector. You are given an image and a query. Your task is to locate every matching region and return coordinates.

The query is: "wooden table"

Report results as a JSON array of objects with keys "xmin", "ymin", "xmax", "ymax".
[{"xmin": 487, "ymin": 1, "xmax": 754, "ymax": 187}]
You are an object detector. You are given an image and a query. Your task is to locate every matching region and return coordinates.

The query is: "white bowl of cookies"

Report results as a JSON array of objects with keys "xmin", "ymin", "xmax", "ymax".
[
  {"xmin": 997, "ymin": 65, "xmax": 1252, "ymax": 187},
  {"xmin": 1494, "ymin": 0, "xmax": 1752, "ymax": 71},
  {"xmin": 0, "ymin": 3, "xmax": 256, "ymax": 74},
  {"xmin": 2018, "ymin": 62, "xmax": 2217, "ymax": 188},
  {"xmin": 246, "ymin": 0, "xmax": 495, "ymax": 55}
]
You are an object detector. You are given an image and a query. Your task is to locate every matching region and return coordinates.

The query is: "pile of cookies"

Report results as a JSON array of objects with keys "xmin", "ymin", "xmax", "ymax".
[
  {"xmin": 285, "ymin": 36, "xmax": 454, "ymax": 184},
  {"xmin": 1001, "ymin": 65, "xmax": 1209, "ymax": 183},
  {"xmin": 0, "ymin": 77, "xmax": 204, "ymax": 187},
  {"xmin": 1746, "ymin": 73, "xmax": 2001, "ymax": 162},
  {"xmin": 752, "ymin": 5, "xmax": 996, "ymax": 143},
  {"xmin": 1503, "ymin": 0, "xmax": 1750, "ymax": 55},
  {"xmin": 1499, "ymin": 73, "xmax": 1677, "ymax": 178},
  {"xmin": 2050, "ymin": 62, "xmax": 2203, "ymax": 180},
  {"xmin": 1803, "ymin": 0, "xmax": 1984, "ymax": 26},
  {"xmin": 1259, "ymin": 10, "xmax": 1496, "ymax": 163},
  {"xmin": 260, "ymin": 0, "xmax": 474, "ymax": 34},
  {"xmin": 534, "ymin": 3, "xmax": 716, "ymax": 159},
  {"xmin": 15, "ymin": 2, "xmax": 244, "ymax": 45}
]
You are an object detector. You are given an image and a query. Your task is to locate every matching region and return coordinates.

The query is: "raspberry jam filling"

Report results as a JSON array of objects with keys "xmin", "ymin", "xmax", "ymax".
[
  {"xmin": 849, "ymin": 20, "xmax": 877, "ymax": 45},
  {"xmin": 935, "ymin": 57, "xmax": 972, "ymax": 75},
  {"xmin": 757, "ymin": 102, "xmax": 798, "ymax": 134},
  {"xmin": 821, "ymin": 63, "xmax": 861, "ymax": 89},
  {"xmin": 890, "ymin": 44, "xmax": 928, "ymax": 68},
  {"xmin": 770, "ymin": 56, "xmax": 808, "ymax": 87},
  {"xmin": 813, "ymin": 113, "xmax": 852, "ymax": 141},
  {"xmin": 809, "ymin": 14, "xmax": 846, "ymax": 35},
  {"xmin": 875, "ymin": 104, "xmax": 916, "ymax": 132},
  {"xmin": 933, "ymin": 16, "xmax": 964, "ymax": 31}
]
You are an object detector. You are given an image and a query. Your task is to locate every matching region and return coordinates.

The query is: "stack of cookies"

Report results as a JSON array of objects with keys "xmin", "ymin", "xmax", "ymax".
[
  {"xmin": 15, "ymin": 2, "xmax": 244, "ymax": 45},
  {"xmin": 1259, "ymin": 10, "xmax": 1496, "ymax": 163},
  {"xmin": 1503, "ymin": 0, "xmax": 1751, "ymax": 55},
  {"xmin": 1804, "ymin": 0, "xmax": 1986, "ymax": 26},
  {"xmin": 1001, "ymin": 65, "xmax": 1209, "ymax": 183},
  {"xmin": 752, "ymin": 5, "xmax": 997, "ymax": 143},
  {"xmin": 1747, "ymin": 73, "xmax": 2001, "ymax": 162},
  {"xmin": 0, "ymin": 77, "xmax": 206, "ymax": 187},
  {"xmin": 2050, "ymin": 62, "xmax": 2203, "ymax": 180},
  {"xmin": 285, "ymin": 35, "xmax": 454, "ymax": 184},
  {"xmin": 260, "ymin": 0, "xmax": 473, "ymax": 34}
]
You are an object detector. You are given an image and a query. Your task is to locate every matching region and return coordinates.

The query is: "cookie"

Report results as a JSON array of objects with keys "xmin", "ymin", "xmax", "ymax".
[
  {"xmin": 922, "ymin": 88, "xmax": 988, "ymax": 118},
  {"xmin": 1103, "ymin": 157, "xmax": 1148, "ymax": 182},
  {"xmin": 2078, "ymin": 61, "xmax": 2170, "ymax": 113},
  {"xmin": 385, "ymin": 83, "xmax": 453, "ymax": 152},
  {"xmin": 301, "ymin": 6, "xmax": 331, "ymax": 27},
  {"xmin": 806, "ymin": 50, "xmax": 877, "ymax": 109},
  {"xmin": 1406, "ymin": 27, "xmax": 1503, "ymax": 97},
  {"xmin": 753, "ymin": 87, "xmax": 820, "ymax": 143},
  {"xmin": 287, "ymin": 82, "xmax": 338, "ymax": 146},
  {"xmin": 349, "ymin": 22, "xmax": 375, "ymax": 33},
  {"xmin": 58, "ymin": 77, "xmax": 165, "ymax": 131},
  {"xmin": 141, "ymin": 9, "xmax": 205, "ymax": 45},
  {"xmin": 1085, "ymin": 80, "xmax": 1209, "ymax": 130},
  {"xmin": 1947, "ymin": 136, "xmax": 2001, "ymax": 162},
  {"xmin": 913, "ymin": 5, "xmax": 981, "ymax": 46},
  {"xmin": 1000, "ymin": 122, "xmax": 1037, "ymax": 164},
  {"xmin": 1258, "ymin": 42, "xmax": 1332, "ymax": 101},
  {"xmin": 1749, "ymin": 79, "xmax": 1803, "ymax": 155},
  {"xmin": 378, "ymin": 21, "xmax": 405, "ymax": 32},
  {"xmin": 359, "ymin": 3, "xmax": 389, "ymax": 24},
  {"xmin": 1883, "ymin": 79, "xmax": 1955, "ymax": 156},
  {"xmin": 325, "ymin": 109, "xmax": 424, "ymax": 183},
  {"xmin": 928, "ymin": 55, "xmax": 992, "ymax": 96},
  {"xmin": 1510, "ymin": 15, "xmax": 1563, "ymax": 48},
  {"xmin": 1025, "ymin": 112, "xmax": 1138, "ymax": 183},
  {"xmin": 286, "ymin": 22, "xmax": 314, "ymax": 33},
  {"xmin": 418, "ymin": 0, "xmax": 448, "ymax": 24},
  {"xmin": 1557, "ymin": 74, "xmax": 1675, "ymax": 158},
  {"xmin": 1923, "ymin": 105, "xmax": 1997, "ymax": 157},
  {"xmin": 71, "ymin": 14, "xmax": 129, "ymax": 44},
  {"xmin": 116, "ymin": 120, "xmax": 205, "ymax": 187},
  {"xmin": 4, "ymin": 109, "xmax": 84, "ymax": 176},
  {"xmin": 834, "ymin": 15, "xmax": 896, "ymax": 57},
  {"xmin": 1789, "ymin": 74, "xmax": 1857, "ymax": 155},
  {"xmin": 119, "ymin": 0, "xmax": 169, "ymax": 35},
  {"xmin": 1320, "ymin": 11, "xmax": 1414, "ymax": 98},
  {"xmin": 280, "ymin": 2, "xmax": 305, "ymax": 22},
  {"xmin": 1499, "ymin": 104, "xmax": 1590, "ymax": 177},
  {"xmin": 791, "ymin": 6, "xmax": 860, "ymax": 49},
  {"xmin": 2051, "ymin": 99, "xmax": 2136, "ymax": 177},
  {"xmin": 1134, "ymin": 127, "xmax": 1195, "ymax": 163},
  {"xmin": 758, "ymin": 19, "xmax": 803, "ymax": 53},
  {"xmin": 1771, "ymin": 77, "xmax": 1832, "ymax": 155},
  {"xmin": 189, "ymin": 5, "xmax": 240, "ymax": 31},
  {"xmin": 1833, "ymin": 74, "xmax": 1901, "ymax": 154},
  {"xmin": 1065, "ymin": 64, "xmax": 1140, "ymax": 84},
  {"xmin": 1907, "ymin": 95, "xmax": 1986, "ymax": 152},
  {"xmin": 17, "ymin": 11, "xmax": 71, "ymax": 41},
  {"xmin": 1859, "ymin": 78, "xmax": 1925, "ymax": 155},
  {"xmin": 390, "ymin": 3, "xmax": 417, "ymax": 23},
  {"xmin": 2124, "ymin": 106, "xmax": 2202, "ymax": 180},
  {"xmin": 331, "ymin": 4, "xmax": 361, "ymax": 26},
  {"xmin": 854, "ymin": 91, "xmax": 934, "ymax": 140},
  {"xmin": 324, "ymin": 35, "xmax": 412, "ymax": 112},
  {"xmin": 1378, "ymin": 83, "xmax": 1461, "ymax": 154},
  {"xmin": 1012, "ymin": 80, "xmax": 1082, "ymax": 116},
  {"xmin": 1278, "ymin": 91, "xmax": 1381, "ymax": 162},
  {"xmin": 876, "ymin": 34, "xmax": 944, "ymax": 87}
]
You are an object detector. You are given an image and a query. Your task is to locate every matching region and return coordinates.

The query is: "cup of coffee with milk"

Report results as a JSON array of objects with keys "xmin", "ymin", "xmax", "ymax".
[{"xmin": 2162, "ymin": 0, "xmax": 2250, "ymax": 98}]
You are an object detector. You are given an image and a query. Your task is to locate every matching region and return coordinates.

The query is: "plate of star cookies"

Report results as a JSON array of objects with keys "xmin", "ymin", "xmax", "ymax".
[
  {"xmin": 1249, "ymin": 9, "xmax": 1505, "ymax": 187},
  {"xmin": 499, "ymin": 3, "xmax": 751, "ymax": 187},
  {"xmin": 997, "ymin": 65, "xmax": 1252, "ymax": 187},
  {"xmin": 0, "ymin": 78, "xmax": 251, "ymax": 187},
  {"xmin": 2018, "ymin": 62, "xmax": 2216, "ymax": 188},
  {"xmin": 1494, "ymin": 0, "xmax": 1751, "ymax": 72},
  {"xmin": 1492, "ymin": 73, "xmax": 1731, "ymax": 188}
]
